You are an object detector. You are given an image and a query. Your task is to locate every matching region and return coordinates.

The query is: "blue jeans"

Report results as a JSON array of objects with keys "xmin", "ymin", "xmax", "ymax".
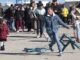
[
  {"xmin": 7, "ymin": 18, "xmax": 16, "ymax": 31},
  {"xmin": 48, "ymin": 31, "xmax": 62, "ymax": 52}
]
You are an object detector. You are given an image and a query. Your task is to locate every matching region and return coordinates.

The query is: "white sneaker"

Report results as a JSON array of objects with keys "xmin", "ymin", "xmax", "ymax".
[
  {"xmin": 59, "ymin": 52, "xmax": 63, "ymax": 56},
  {"xmin": 37, "ymin": 35, "xmax": 40, "ymax": 38},
  {"xmin": 17, "ymin": 30, "xmax": 20, "ymax": 32},
  {"xmin": 31, "ymin": 29, "xmax": 34, "ymax": 32}
]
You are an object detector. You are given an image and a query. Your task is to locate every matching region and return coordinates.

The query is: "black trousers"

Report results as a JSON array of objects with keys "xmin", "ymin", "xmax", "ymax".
[
  {"xmin": 37, "ymin": 16, "xmax": 44, "ymax": 37},
  {"xmin": 25, "ymin": 18, "xmax": 32, "ymax": 31},
  {"xmin": 31, "ymin": 18, "xmax": 35, "ymax": 29}
]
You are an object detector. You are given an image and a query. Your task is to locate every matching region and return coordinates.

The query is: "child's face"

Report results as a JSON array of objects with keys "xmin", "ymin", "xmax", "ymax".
[{"xmin": 48, "ymin": 8, "xmax": 53, "ymax": 15}]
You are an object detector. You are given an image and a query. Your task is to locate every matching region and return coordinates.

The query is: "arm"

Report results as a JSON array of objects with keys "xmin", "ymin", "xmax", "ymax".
[
  {"xmin": 57, "ymin": 15, "xmax": 69, "ymax": 28},
  {"xmin": 71, "ymin": 10, "xmax": 77, "ymax": 19},
  {"xmin": 43, "ymin": 16, "xmax": 46, "ymax": 33}
]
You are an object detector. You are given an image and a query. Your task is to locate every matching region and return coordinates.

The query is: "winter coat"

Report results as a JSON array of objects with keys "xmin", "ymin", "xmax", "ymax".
[{"xmin": 0, "ymin": 23, "xmax": 9, "ymax": 40}]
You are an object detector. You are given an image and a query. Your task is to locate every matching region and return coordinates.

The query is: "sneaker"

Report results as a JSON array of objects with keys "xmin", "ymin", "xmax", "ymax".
[
  {"xmin": 31, "ymin": 29, "xmax": 34, "ymax": 32},
  {"xmin": 17, "ymin": 30, "xmax": 20, "ymax": 32},
  {"xmin": 49, "ymin": 45, "xmax": 53, "ymax": 52},
  {"xmin": 37, "ymin": 35, "xmax": 40, "ymax": 38},
  {"xmin": 1, "ymin": 45, "xmax": 5, "ymax": 51},
  {"xmin": 59, "ymin": 52, "xmax": 63, "ymax": 56}
]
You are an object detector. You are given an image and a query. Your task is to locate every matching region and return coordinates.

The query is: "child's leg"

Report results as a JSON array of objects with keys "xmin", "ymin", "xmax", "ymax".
[
  {"xmin": 0, "ymin": 42, "xmax": 5, "ymax": 50},
  {"xmin": 0, "ymin": 42, "xmax": 4, "ymax": 46}
]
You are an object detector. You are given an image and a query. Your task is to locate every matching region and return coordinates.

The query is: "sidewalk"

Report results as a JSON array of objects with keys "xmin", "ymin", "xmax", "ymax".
[{"xmin": 0, "ymin": 28, "xmax": 80, "ymax": 60}]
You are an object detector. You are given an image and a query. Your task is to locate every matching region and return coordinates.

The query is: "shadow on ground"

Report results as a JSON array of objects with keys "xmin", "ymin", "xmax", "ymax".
[
  {"xmin": 8, "ymin": 36, "xmax": 37, "ymax": 38},
  {"xmin": 30, "ymin": 40, "xmax": 49, "ymax": 42}
]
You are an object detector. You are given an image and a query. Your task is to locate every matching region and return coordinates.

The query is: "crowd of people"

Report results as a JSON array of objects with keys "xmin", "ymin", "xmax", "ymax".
[
  {"xmin": 0, "ymin": 0, "xmax": 79, "ymax": 56},
  {"xmin": 0, "ymin": 0, "xmax": 74, "ymax": 32}
]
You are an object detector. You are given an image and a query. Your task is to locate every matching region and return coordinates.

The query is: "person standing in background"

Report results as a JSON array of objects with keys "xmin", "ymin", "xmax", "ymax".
[
  {"xmin": 14, "ymin": 6, "xmax": 24, "ymax": 32},
  {"xmin": 4, "ymin": 4, "xmax": 15, "ymax": 32},
  {"xmin": 24, "ymin": 4, "xmax": 32, "ymax": 32},
  {"xmin": 29, "ymin": 1, "xmax": 37, "ymax": 32},
  {"xmin": 75, "ymin": 20, "xmax": 80, "ymax": 43},
  {"xmin": 35, "ymin": 1, "xmax": 46, "ymax": 38},
  {"xmin": 61, "ymin": 5, "xmax": 69, "ymax": 24},
  {"xmin": 0, "ymin": 3, "xmax": 3, "ymax": 17}
]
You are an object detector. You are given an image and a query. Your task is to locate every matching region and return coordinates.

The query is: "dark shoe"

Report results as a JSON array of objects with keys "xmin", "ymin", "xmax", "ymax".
[
  {"xmin": 49, "ymin": 45, "xmax": 53, "ymax": 52},
  {"xmin": 1, "ymin": 45, "xmax": 5, "ymax": 51},
  {"xmin": 40, "ymin": 35, "xmax": 42, "ymax": 38},
  {"xmin": 27, "ymin": 30, "xmax": 31, "ymax": 32}
]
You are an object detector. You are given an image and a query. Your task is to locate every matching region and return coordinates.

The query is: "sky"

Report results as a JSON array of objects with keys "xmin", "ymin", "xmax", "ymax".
[{"xmin": 0, "ymin": 0, "xmax": 65, "ymax": 5}]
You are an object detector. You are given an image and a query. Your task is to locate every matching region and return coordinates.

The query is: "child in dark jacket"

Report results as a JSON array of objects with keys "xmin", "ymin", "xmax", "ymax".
[{"xmin": 0, "ymin": 18, "xmax": 9, "ymax": 51}]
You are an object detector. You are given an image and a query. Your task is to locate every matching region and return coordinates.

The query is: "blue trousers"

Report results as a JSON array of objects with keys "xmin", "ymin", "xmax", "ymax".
[
  {"xmin": 47, "ymin": 31, "xmax": 62, "ymax": 52},
  {"xmin": 7, "ymin": 18, "xmax": 16, "ymax": 31}
]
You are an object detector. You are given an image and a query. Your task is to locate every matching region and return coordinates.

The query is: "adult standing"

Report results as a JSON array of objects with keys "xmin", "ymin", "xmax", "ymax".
[
  {"xmin": 14, "ymin": 6, "xmax": 24, "ymax": 32},
  {"xmin": 61, "ymin": 5, "xmax": 69, "ymax": 24},
  {"xmin": 4, "ymin": 4, "xmax": 15, "ymax": 31},
  {"xmin": 24, "ymin": 4, "xmax": 32, "ymax": 32},
  {"xmin": 35, "ymin": 1, "xmax": 46, "ymax": 38},
  {"xmin": 0, "ymin": 3, "xmax": 3, "ymax": 17},
  {"xmin": 30, "ymin": 1, "xmax": 37, "ymax": 31},
  {"xmin": 51, "ymin": 0, "xmax": 61, "ymax": 15}
]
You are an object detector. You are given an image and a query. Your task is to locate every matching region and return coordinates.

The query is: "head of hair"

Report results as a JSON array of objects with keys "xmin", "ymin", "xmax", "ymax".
[
  {"xmin": 30, "ymin": 1, "xmax": 35, "ymax": 7},
  {"xmin": 47, "ymin": 6, "xmax": 54, "ymax": 11},
  {"xmin": 52, "ymin": 0, "xmax": 57, "ymax": 2},
  {"xmin": 37, "ymin": 1, "xmax": 43, "ymax": 7}
]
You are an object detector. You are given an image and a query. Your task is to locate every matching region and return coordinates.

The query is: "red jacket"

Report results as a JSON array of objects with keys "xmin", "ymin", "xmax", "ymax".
[{"xmin": 0, "ymin": 23, "xmax": 9, "ymax": 39}]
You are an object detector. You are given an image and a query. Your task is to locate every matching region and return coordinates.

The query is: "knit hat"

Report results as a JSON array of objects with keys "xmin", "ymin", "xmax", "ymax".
[
  {"xmin": 52, "ymin": 0, "xmax": 57, "ymax": 2},
  {"xmin": 37, "ymin": 1, "xmax": 43, "ymax": 7}
]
